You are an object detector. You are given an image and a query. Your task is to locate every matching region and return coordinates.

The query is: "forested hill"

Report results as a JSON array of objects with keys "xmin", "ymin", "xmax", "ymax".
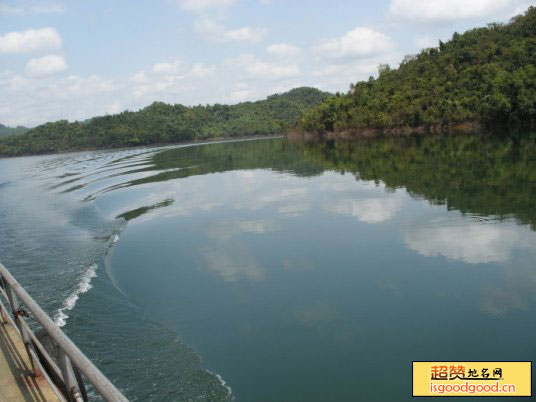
[
  {"xmin": 299, "ymin": 7, "xmax": 536, "ymax": 135},
  {"xmin": 0, "ymin": 124, "xmax": 28, "ymax": 138},
  {"xmin": 0, "ymin": 87, "xmax": 329, "ymax": 157}
]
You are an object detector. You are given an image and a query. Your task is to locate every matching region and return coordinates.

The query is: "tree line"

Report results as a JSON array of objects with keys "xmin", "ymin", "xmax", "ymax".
[
  {"xmin": 299, "ymin": 7, "xmax": 536, "ymax": 135},
  {"xmin": 0, "ymin": 87, "xmax": 329, "ymax": 157}
]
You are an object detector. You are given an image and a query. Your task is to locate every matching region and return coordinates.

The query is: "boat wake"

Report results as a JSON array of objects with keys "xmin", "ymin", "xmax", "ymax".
[
  {"xmin": 18, "ymin": 146, "xmax": 237, "ymax": 399},
  {"xmin": 54, "ymin": 263, "xmax": 98, "ymax": 327},
  {"xmin": 54, "ymin": 225, "xmax": 124, "ymax": 327}
]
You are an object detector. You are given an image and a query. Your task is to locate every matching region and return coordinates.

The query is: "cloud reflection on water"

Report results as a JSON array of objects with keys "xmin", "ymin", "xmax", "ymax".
[
  {"xmin": 99, "ymin": 151, "xmax": 536, "ymax": 319},
  {"xmin": 404, "ymin": 219, "xmax": 536, "ymax": 264}
]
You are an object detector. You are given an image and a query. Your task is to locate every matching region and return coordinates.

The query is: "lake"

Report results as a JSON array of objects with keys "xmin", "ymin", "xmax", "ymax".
[{"xmin": 0, "ymin": 134, "xmax": 535, "ymax": 401}]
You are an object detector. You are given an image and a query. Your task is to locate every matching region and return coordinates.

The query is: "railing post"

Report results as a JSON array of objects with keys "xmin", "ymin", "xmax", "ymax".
[
  {"xmin": 0, "ymin": 261, "xmax": 128, "ymax": 401},
  {"xmin": 0, "ymin": 277, "xmax": 8, "ymax": 324},
  {"xmin": 17, "ymin": 316, "xmax": 44, "ymax": 377},
  {"xmin": 0, "ymin": 305, "xmax": 7, "ymax": 323},
  {"xmin": 0, "ymin": 302, "xmax": 8, "ymax": 324},
  {"xmin": 2, "ymin": 275, "xmax": 44, "ymax": 378},
  {"xmin": 58, "ymin": 349, "xmax": 84, "ymax": 402},
  {"xmin": 3, "ymin": 279, "xmax": 17, "ymax": 316}
]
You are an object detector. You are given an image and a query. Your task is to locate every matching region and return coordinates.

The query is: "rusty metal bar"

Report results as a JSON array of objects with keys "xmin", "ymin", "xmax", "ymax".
[
  {"xmin": 0, "ymin": 261, "xmax": 128, "ymax": 402},
  {"xmin": 18, "ymin": 317, "xmax": 44, "ymax": 377},
  {"xmin": 0, "ymin": 296, "xmax": 12, "ymax": 324},
  {"xmin": 58, "ymin": 349, "xmax": 84, "ymax": 402},
  {"xmin": 0, "ymin": 292, "xmax": 8, "ymax": 324},
  {"xmin": 19, "ymin": 317, "xmax": 63, "ymax": 380},
  {"xmin": 0, "ymin": 288, "xmax": 68, "ymax": 401},
  {"xmin": 27, "ymin": 345, "xmax": 69, "ymax": 402},
  {"xmin": 3, "ymin": 279, "xmax": 17, "ymax": 315},
  {"xmin": 0, "ymin": 295, "xmax": 17, "ymax": 328}
]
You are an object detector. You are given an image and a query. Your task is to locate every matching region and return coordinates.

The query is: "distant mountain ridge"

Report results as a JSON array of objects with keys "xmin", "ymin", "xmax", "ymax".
[
  {"xmin": 0, "ymin": 87, "xmax": 330, "ymax": 157},
  {"xmin": 0, "ymin": 124, "xmax": 29, "ymax": 138},
  {"xmin": 299, "ymin": 7, "xmax": 536, "ymax": 135}
]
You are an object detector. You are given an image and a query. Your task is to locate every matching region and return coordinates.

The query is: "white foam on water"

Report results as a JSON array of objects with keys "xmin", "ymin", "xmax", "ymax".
[
  {"xmin": 207, "ymin": 370, "xmax": 234, "ymax": 399},
  {"xmin": 112, "ymin": 234, "xmax": 120, "ymax": 244},
  {"xmin": 54, "ymin": 263, "xmax": 98, "ymax": 327}
]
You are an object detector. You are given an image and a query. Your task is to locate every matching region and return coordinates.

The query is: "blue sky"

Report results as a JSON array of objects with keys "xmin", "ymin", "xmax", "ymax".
[{"xmin": 0, "ymin": 0, "xmax": 534, "ymax": 126}]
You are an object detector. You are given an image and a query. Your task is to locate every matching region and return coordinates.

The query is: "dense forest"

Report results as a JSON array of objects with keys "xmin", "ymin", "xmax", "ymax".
[
  {"xmin": 300, "ymin": 7, "xmax": 536, "ymax": 135},
  {"xmin": 0, "ymin": 87, "xmax": 329, "ymax": 157},
  {"xmin": 0, "ymin": 124, "xmax": 28, "ymax": 138}
]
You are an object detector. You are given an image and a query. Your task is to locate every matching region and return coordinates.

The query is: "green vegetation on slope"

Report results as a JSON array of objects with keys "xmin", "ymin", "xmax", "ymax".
[
  {"xmin": 300, "ymin": 7, "xmax": 536, "ymax": 134},
  {"xmin": 0, "ymin": 124, "xmax": 29, "ymax": 138},
  {"xmin": 0, "ymin": 87, "xmax": 329, "ymax": 157}
]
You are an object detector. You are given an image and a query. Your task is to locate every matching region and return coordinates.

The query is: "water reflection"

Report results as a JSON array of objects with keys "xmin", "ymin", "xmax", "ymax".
[
  {"xmin": 27, "ymin": 134, "xmax": 535, "ymax": 401},
  {"xmin": 479, "ymin": 254, "xmax": 536, "ymax": 316},
  {"xmin": 404, "ymin": 218, "xmax": 536, "ymax": 264},
  {"xmin": 324, "ymin": 187, "xmax": 405, "ymax": 223},
  {"xmin": 96, "ymin": 133, "xmax": 536, "ymax": 233},
  {"xmin": 295, "ymin": 133, "xmax": 536, "ymax": 229},
  {"xmin": 237, "ymin": 219, "xmax": 281, "ymax": 234},
  {"xmin": 201, "ymin": 243, "xmax": 265, "ymax": 283}
]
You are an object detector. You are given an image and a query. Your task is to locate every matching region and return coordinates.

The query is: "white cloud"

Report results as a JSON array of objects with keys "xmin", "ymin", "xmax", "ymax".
[
  {"xmin": 227, "ymin": 54, "xmax": 300, "ymax": 79},
  {"xmin": 0, "ymin": 49, "xmax": 304, "ymax": 126},
  {"xmin": 25, "ymin": 54, "xmax": 67, "ymax": 76},
  {"xmin": 311, "ymin": 50, "xmax": 402, "ymax": 92},
  {"xmin": 0, "ymin": 72, "xmax": 122, "ymax": 126},
  {"xmin": 152, "ymin": 59, "xmax": 185, "ymax": 75},
  {"xmin": 388, "ymin": 0, "xmax": 530, "ymax": 23},
  {"xmin": 313, "ymin": 27, "xmax": 395, "ymax": 60},
  {"xmin": 266, "ymin": 43, "xmax": 301, "ymax": 58},
  {"xmin": 178, "ymin": 0, "xmax": 267, "ymax": 44},
  {"xmin": 129, "ymin": 70, "xmax": 147, "ymax": 84},
  {"xmin": 0, "ymin": 1, "xmax": 64, "ymax": 15},
  {"xmin": 190, "ymin": 63, "xmax": 214, "ymax": 78},
  {"xmin": 107, "ymin": 101, "xmax": 123, "ymax": 114},
  {"xmin": 224, "ymin": 26, "xmax": 267, "ymax": 43},
  {"xmin": 413, "ymin": 35, "xmax": 438, "ymax": 49},
  {"xmin": 0, "ymin": 27, "xmax": 61, "ymax": 53},
  {"xmin": 177, "ymin": 0, "xmax": 238, "ymax": 11},
  {"xmin": 65, "ymin": 74, "xmax": 117, "ymax": 95},
  {"xmin": 136, "ymin": 64, "xmax": 276, "ymax": 108},
  {"xmin": 226, "ymin": 87, "xmax": 251, "ymax": 103},
  {"xmin": 312, "ymin": 60, "xmax": 379, "ymax": 89},
  {"xmin": 129, "ymin": 60, "xmax": 212, "ymax": 99},
  {"xmin": 194, "ymin": 18, "xmax": 267, "ymax": 43}
]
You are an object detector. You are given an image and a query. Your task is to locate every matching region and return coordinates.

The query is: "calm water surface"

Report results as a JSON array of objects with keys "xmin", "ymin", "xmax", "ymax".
[{"xmin": 0, "ymin": 135, "xmax": 535, "ymax": 401}]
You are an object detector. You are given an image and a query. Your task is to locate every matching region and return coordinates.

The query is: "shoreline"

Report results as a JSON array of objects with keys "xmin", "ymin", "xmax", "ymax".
[
  {"xmin": 286, "ymin": 121, "xmax": 484, "ymax": 141},
  {"xmin": 0, "ymin": 134, "xmax": 282, "ymax": 159}
]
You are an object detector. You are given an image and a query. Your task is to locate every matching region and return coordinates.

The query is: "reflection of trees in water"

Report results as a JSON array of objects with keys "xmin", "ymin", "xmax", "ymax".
[
  {"xmin": 119, "ymin": 138, "xmax": 325, "ymax": 188},
  {"xmin": 106, "ymin": 133, "xmax": 536, "ymax": 230},
  {"xmin": 297, "ymin": 133, "xmax": 536, "ymax": 230}
]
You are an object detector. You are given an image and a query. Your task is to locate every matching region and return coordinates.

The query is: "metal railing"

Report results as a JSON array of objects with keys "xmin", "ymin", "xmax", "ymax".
[{"xmin": 0, "ymin": 261, "xmax": 128, "ymax": 402}]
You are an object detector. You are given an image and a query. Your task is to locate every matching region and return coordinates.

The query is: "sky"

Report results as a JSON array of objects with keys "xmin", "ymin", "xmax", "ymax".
[{"xmin": 0, "ymin": 0, "xmax": 534, "ymax": 127}]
